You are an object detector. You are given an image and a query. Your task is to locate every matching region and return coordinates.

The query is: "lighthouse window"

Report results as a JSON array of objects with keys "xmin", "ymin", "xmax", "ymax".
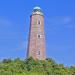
[
  {"xmin": 38, "ymin": 20, "xmax": 40, "ymax": 24},
  {"xmin": 38, "ymin": 35, "xmax": 40, "ymax": 38},
  {"xmin": 38, "ymin": 51, "xmax": 40, "ymax": 55},
  {"xmin": 37, "ymin": 34, "xmax": 42, "ymax": 38}
]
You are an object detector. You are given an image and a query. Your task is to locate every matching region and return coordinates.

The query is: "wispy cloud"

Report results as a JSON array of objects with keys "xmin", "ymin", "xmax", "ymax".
[
  {"xmin": 0, "ymin": 40, "xmax": 28, "ymax": 59},
  {"xmin": 0, "ymin": 18, "xmax": 12, "ymax": 27},
  {"xmin": 63, "ymin": 17, "xmax": 75, "ymax": 28},
  {"xmin": 45, "ymin": 16, "xmax": 75, "ymax": 32},
  {"xmin": 15, "ymin": 41, "xmax": 28, "ymax": 51},
  {"xmin": 63, "ymin": 17, "xmax": 72, "ymax": 25}
]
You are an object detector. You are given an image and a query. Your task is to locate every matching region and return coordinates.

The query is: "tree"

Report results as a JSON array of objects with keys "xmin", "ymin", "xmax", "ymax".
[{"xmin": 2, "ymin": 59, "xmax": 12, "ymax": 63}]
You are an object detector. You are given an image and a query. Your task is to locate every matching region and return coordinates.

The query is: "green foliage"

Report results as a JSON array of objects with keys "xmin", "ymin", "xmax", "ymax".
[{"xmin": 0, "ymin": 57, "xmax": 75, "ymax": 75}]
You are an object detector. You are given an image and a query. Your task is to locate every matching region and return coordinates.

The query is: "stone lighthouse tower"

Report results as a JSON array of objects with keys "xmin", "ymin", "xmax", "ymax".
[{"xmin": 27, "ymin": 7, "xmax": 46, "ymax": 60}]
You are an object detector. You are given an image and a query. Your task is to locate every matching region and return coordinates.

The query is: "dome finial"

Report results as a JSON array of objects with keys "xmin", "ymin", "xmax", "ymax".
[{"xmin": 33, "ymin": 6, "xmax": 41, "ymax": 10}]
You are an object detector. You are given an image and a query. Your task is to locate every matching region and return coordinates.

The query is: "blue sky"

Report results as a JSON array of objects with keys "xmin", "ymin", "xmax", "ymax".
[{"xmin": 0, "ymin": 0, "xmax": 75, "ymax": 66}]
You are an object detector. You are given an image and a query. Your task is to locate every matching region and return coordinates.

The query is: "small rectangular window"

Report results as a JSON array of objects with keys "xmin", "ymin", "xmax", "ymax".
[
  {"xmin": 38, "ymin": 51, "xmax": 40, "ymax": 55},
  {"xmin": 38, "ymin": 20, "xmax": 40, "ymax": 24},
  {"xmin": 38, "ymin": 35, "xmax": 40, "ymax": 38},
  {"xmin": 37, "ymin": 34, "xmax": 43, "ymax": 38}
]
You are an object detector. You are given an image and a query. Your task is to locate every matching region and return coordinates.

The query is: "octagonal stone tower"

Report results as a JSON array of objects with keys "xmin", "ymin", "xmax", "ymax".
[{"xmin": 27, "ymin": 7, "xmax": 46, "ymax": 60}]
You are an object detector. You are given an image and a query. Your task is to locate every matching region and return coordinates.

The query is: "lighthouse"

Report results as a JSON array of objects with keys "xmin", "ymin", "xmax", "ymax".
[{"xmin": 27, "ymin": 7, "xmax": 46, "ymax": 60}]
